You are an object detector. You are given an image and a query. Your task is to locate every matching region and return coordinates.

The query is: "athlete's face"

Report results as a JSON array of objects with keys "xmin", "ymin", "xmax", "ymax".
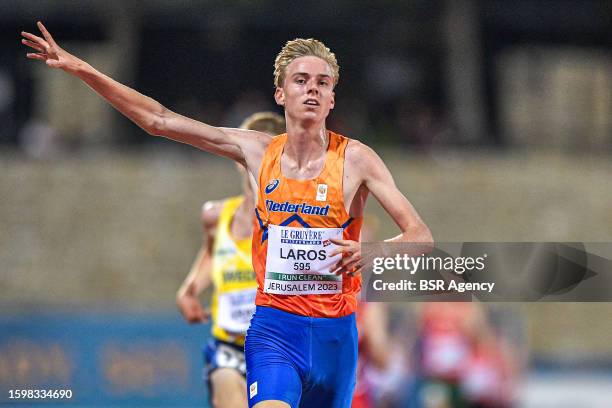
[{"xmin": 275, "ymin": 56, "xmax": 335, "ymax": 124}]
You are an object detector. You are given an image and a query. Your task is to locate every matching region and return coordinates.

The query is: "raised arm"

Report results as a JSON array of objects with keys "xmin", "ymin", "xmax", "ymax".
[
  {"xmin": 21, "ymin": 21, "xmax": 270, "ymax": 168},
  {"xmin": 175, "ymin": 201, "xmax": 221, "ymax": 324}
]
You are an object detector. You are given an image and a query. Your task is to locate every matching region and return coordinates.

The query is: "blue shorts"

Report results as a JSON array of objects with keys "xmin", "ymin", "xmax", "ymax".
[{"xmin": 245, "ymin": 306, "xmax": 358, "ymax": 408}]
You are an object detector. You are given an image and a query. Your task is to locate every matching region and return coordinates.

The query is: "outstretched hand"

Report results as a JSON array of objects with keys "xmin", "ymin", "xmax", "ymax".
[{"xmin": 21, "ymin": 21, "xmax": 81, "ymax": 71}]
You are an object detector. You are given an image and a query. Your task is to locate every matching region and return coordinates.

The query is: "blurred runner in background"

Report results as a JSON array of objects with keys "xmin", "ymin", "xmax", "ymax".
[
  {"xmin": 411, "ymin": 303, "xmax": 517, "ymax": 408},
  {"xmin": 176, "ymin": 112, "xmax": 285, "ymax": 408}
]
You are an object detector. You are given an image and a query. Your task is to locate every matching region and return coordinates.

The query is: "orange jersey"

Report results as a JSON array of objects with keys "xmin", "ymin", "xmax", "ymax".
[{"xmin": 252, "ymin": 131, "xmax": 363, "ymax": 317}]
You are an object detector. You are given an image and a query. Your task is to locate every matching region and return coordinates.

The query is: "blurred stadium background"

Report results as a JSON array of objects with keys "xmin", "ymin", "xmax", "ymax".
[{"xmin": 0, "ymin": 1, "xmax": 611, "ymax": 407}]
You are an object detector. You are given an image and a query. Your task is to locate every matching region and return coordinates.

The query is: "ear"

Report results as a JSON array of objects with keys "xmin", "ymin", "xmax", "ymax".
[
  {"xmin": 274, "ymin": 87, "xmax": 285, "ymax": 106},
  {"xmin": 329, "ymin": 91, "xmax": 335, "ymax": 110}
]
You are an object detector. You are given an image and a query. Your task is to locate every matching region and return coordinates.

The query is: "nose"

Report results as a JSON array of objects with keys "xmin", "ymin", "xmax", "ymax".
[{"xmin": 307, "ymin": 79, "xmax": 319, "ymax": 95}]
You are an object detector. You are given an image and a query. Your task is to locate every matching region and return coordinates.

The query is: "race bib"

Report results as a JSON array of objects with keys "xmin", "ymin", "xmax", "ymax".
[
  {"xmin": 216, "ymin": 289, "xmax": 256, "ymax": 333},
  {"xmin": 264, "ymin": 224, "xmax": 342, "ymax": 295}
]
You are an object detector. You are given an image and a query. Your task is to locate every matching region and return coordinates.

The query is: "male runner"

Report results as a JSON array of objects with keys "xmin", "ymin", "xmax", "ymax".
[
  {"xmin": 176, "ymin": 112, "xmax": 285, "ymax": 408},
  {"xmin": 22, "ymin": 22, "xmax": 433, "ymax": 408}
]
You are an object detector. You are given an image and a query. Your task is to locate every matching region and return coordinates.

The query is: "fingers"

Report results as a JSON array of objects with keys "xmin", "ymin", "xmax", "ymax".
[
  {"xmin": 177, "ymin": 296, "xmax": 208, "ymax": 323},
  {"xmin": 22, "ymin": 39, "xmax": 44, "ymax": 52},
  {"xmin": 328, "ymin": 248, "xmax": 342, "ymax": 257},
  {"xmin": 21, "ymin": 31, "xmax": 49, "ymax": 49},
  {"xmin": 328, "ymin": 239, "xmax": 361, "ymax": 258},
  {"xmin": 37, "ymin": 21, "xmax": 58, "ymax": 47},
  {"xmin": 332, "ymin": 252, "xmax": 363, "ymax": 275},
  {"xmin": 187, "ymin": 307, "xmax": 208, "ymax": 324},
  {"xmin": 188, "ymin": 316, "xmax": 206, "ymax": 324},
  {"xmin": 334, "ymin": 251, "xmax": 359, "ymax": 269},
  {"xmin": 329, "ymin": 244, "xmax": 352, "ymax": 258},
  {"xmin": 202, "ymin": 310, "xmax": 210, "ymax": 323},
  {"xmin": 191, "ymin": 313, "xmax": 207, "ymax": 323},
  {"xmin": 329, "ymin": 243, "xmax": 357, "ymax": 258},
  {"xmin": 328, "ymin": 239, "xmax": 348, "ymax": 257},
  {"xmin": 26, "ymin": 53, "xmax": 46, "ymax": 61},
  {"xmin": 329, "ymin": 238, "xmax": 350, "ymax": 246},
  {"xmin": 333, "ymin": 262, "xmax": 363, "ymax": 276},
  {"xmin": 347, "ymin": 265, "xmax": 364, "ymax": 277}
]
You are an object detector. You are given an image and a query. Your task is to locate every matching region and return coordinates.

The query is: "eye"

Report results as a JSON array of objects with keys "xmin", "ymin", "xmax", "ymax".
[
  {"xmin": 295, "ymin": 78, "xmax": 306, "ymax": 84},
  {"xmin": 319, "ymin": 80, "xmax": 329, "ymax": 86}
]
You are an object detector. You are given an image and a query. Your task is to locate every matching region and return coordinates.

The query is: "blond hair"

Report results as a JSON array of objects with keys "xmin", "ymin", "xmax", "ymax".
[
  {"xmin": 273, "ymin": 38, "xmax": 339, "ymax": 89},
  {"xmin": 240, "ymin": 111, "xmax": 286, "ymax": 135}
]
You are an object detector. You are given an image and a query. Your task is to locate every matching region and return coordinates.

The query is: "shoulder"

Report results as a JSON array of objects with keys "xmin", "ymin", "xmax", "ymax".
[
  {"xmin": 219, "ymin": 127, "xmax": 274, "ymax": 164},
  {"xmin": 343, "ymin": 139, "xmax": 394, "ymax": 189},
  {"xmin": 220, "ymin": 128, "xmax": 278, "ymax": 176},
  {"xmin": 243, "ymin": 129, "xmax": 275, "ymax": 148},
  {"xmin": 260, "ymin": 132, "xmax": 286, "ymax": 151},
  {"xmin": 345, "ymin": 138, "xmax": 374, "ymax": 158},
  {"xmin": 345, "ymin": 139, "xmax": 384, "ymax": 170}
]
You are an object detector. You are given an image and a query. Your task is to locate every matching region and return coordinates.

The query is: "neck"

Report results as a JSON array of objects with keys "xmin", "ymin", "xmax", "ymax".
[{"xmin": 284, "ymin": 119, "xmax": 329, "ymax": 168}]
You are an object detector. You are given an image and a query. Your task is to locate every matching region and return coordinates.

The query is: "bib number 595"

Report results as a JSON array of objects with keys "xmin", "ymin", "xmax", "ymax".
[{"xmin": 293, "ymin": 262, "xmax": 310, "ymax": 271}]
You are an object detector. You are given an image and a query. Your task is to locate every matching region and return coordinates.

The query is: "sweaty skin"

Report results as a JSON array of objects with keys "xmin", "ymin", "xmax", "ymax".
[
  {"xmin": 22, "ymin": 23, "xmax": 433, "ymax": 408},
  {"xmin": 21, "ymin": 24, "xmax": 432, "ymax": 279}
]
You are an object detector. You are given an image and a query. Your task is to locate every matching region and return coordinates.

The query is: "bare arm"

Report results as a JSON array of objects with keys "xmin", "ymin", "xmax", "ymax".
[
  {"xmin": 331, "ymin": 142, "xmax": 433, "ymax": 275},
  {"xmin": 359, "ymin": 144, "xmax": 432, "ymax": 244},
  {"xmin": 21, "ymin": 21, "xmax": 270, "ymax": 167},
  {"xmin": 176, "ymin": 201, "xmax": 220, "ymax": 324}
]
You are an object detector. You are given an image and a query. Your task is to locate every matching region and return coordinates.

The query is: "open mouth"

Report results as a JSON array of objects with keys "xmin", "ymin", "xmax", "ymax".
[{"xmin": 304, "ymin": 99, "xmax": 320, "ymax": 106}]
